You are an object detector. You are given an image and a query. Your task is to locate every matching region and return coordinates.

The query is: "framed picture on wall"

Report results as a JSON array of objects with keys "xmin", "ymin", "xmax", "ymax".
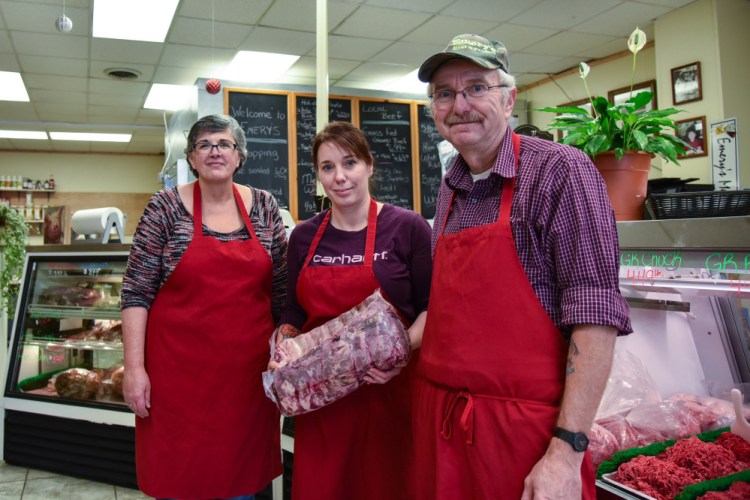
[
  {"xmin": 676, "ymin": 116, "xmax": 707, "ymax": 158},
  {"xmin": 555, "ymin": 97, "xmax": 592, "ymax": 140},
  {"xmin": 671, "ymin": 62, "xmax": 702, "ymax": 105},
  {"xmin": 607, "ymin": 80, "xmax": 657, "ymax": 110}
]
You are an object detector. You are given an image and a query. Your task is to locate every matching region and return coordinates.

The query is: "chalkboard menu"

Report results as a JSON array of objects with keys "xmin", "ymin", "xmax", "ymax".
[
  {"xmin": 295, "ymin": 96, "xmax": 353, "ymax": 220},
  {"xmin": 359, "ymin": 100, "xmax": 413, "ymax": 209},
  {"xmin": 417, "ymin": 104, "xmax": 443, "ymax": 219},
  {"xmin": 227, "ymin": 91, "xmax": 290, "ymax": 208}
]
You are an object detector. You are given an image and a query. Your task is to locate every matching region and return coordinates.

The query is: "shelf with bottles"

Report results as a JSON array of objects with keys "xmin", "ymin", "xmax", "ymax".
[{"xmin": 0, "ymin": 175, "xmax": 56, "ymax": 191}]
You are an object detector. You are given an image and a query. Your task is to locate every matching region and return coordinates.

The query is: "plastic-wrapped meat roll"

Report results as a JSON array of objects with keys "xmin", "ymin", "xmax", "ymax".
[{"xmin": 263, "ymin": 289, "xmax": 410, "ymax": 416}]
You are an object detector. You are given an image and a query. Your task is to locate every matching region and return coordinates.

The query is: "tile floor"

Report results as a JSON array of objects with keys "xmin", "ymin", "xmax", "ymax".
[{"xmin": 0, "ymin": 462, "xmax": 150, "ymax": 500}]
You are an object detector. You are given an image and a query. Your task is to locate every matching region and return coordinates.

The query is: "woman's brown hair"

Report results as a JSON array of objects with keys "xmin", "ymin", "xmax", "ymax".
[{"xmin": 311, "ymin": 122, "xmax": 375, "ymax": 171}]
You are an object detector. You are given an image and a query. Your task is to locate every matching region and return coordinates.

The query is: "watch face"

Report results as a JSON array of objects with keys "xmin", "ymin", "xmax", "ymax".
[{"xmin": 573, "ymin": 433, "xmax": 589, "ymax": 452}]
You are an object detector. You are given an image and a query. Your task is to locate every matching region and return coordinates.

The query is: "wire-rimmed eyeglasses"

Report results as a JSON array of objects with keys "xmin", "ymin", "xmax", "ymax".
[
  {"xmin": 193, "ymin": 141, "xmax": 238, "ymax": 155},
  {"xmin": 430, "ymin": 83, "xmax": 507, "ymax": 107}
]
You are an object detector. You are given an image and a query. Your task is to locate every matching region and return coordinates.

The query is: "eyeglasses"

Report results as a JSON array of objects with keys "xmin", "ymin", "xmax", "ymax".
[
  {"xmin": 193, "ymin": 140, "xmax": 238, "ymax": 155},
  {"xmin": 430, "ymin": 83, "xmax": 506, "ymax": 107}
]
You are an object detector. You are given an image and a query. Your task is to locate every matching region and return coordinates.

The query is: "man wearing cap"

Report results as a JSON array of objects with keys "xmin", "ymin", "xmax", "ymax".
[{"xmin": 412, "ymin": 34, "xmax": 631, "ymax": 499}]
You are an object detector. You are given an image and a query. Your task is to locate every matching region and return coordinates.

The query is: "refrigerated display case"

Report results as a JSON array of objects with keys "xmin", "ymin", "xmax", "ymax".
[
  {"xmin": 1, "ymin": 245, "xmax": 136, "ymax": 488},
  {"xmin": 597, "ymin": 216, "xmax": 750, "ymax": 499}
]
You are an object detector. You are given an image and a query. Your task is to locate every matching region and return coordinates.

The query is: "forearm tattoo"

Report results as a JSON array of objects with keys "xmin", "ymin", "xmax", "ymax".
[{"xmin": 566, "ymin": 339, "xmax": 580, "ymax": 376}]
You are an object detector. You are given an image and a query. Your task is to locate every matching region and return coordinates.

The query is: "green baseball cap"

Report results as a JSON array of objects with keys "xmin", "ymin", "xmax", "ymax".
[{"xmin": 418, "ymin": 34, "xmax": 509, "ymax": 82}]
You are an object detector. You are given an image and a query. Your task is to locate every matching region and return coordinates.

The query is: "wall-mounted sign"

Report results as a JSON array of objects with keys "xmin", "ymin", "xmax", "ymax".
[{"xmin": 710, "ymin": 117, "xmax": 739, "ymax": 191}]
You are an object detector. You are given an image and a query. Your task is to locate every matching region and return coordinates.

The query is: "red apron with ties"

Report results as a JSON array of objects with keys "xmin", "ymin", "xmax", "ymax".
[
  {"xmin": 414, "ymin": 132, "xmax": 595, "ymax": 500},
  {"xmin": 137, "ymin": 182, "xmax": 281, "ymax": 499},
  {"xmin": 291, "ymin": 198, "xmax": 415, "ymax": 500}
]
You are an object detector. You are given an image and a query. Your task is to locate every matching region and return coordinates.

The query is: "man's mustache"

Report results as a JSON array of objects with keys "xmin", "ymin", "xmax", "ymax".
[{"xmin": 446, "ymin": 113, "xmax": 482, "ymax": 125}]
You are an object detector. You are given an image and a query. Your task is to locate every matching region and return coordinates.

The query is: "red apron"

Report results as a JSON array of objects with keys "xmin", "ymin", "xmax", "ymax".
[
  {"xmin": 414, "ymin": 132, "xmax": 595, "ymax": 500},
  {"xmin": 292, "ymin": 198, "xmax": 415, "ymax": 500},
  {"xmin": 137, "ymin": 182, "xmax": 281, "ymax": 499}
]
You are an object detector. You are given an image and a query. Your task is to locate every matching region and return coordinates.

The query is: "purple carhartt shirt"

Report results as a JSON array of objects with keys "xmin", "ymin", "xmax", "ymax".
[
  {"xmin": 433, "ymin": 133, "xmax": 632, "ymax": 336},
  {"xmin": 281, "ymin": 204, "xmax": 432, "ymax": 329}
]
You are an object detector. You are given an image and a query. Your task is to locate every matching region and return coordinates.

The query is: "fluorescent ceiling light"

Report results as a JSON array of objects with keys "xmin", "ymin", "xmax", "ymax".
[
  {"xmin": 379, "ymin": 69, "xmax": 428, "ymax": 96},
  {"xmin": 93, "ymin": 0, "xmax": 179, "ymax": 42},
  {"xmin": 50, "ymin": 132, "xmax": 131, "ymax": 142},
  {"xmin": 0, "ymin": 130, "xmax": 47, "ymax": 140},
  {"xmin": 144, "ymin": 83, "xmax": 196, "ymax": 111},
  {"xmin": 223, "ymin": 51, "xmax": 300, "ymax": 82},
  {"xmin": 0, "ymin": 71, "xmax": 30, "ymax": 102}
]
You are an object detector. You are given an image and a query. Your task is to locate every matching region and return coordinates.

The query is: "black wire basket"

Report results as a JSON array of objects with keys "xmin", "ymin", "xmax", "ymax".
[{"xmin": 646, "ymin": 190, "xmax": 750, "ymax": 219}]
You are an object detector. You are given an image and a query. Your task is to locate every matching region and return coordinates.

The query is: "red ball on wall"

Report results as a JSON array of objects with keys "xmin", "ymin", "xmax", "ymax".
[{"xmin": 205, "ymin": 79, "xmax": 222, "ymax": 94}]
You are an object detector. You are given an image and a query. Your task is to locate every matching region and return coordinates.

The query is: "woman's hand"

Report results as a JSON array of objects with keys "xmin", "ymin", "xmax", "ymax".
[
  {"xmin": 267, "ymin": 323, "xmax": 301, "ymax": 371},
  {"xmin": 364, "ymin": 366, "xmax": 402, "ymax": 385},
  {"xmin": 123, "ymin": 366, "xmax": 151, "ymax": 418}
]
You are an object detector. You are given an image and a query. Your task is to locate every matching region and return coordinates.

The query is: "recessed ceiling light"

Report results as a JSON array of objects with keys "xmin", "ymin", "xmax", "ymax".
[
  {"xmin": 0, "ymin": 130, "xmax": 48, "ymax": 140},
  {"xmin": 104, "ymin": 68, "xmax": 142, "ymax": 80},
  {"xmin": 93, "ymin": 0, "xmax": 179, "ymax": 43},
  {"xmin": 223, "ymin": 51, "xmax": 300, "ymax": 82},
  {"xmin": 144, "ymin": 83, "xmax": 196, "ymax": 111},
  {"xmin": 0, "ymin": 71, "xmax": 30, "ymax": 102},
  {"xmin": 49, "ymin": 132, "xmax": 132, "ymax": 142}
]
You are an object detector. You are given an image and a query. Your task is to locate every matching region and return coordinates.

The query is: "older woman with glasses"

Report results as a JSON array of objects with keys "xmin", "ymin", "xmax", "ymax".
[{"xmin": 121, "ymin": 114, "xmax": 287, "ymax": 500}]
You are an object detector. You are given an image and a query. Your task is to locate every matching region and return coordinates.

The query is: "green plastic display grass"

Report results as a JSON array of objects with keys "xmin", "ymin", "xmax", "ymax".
[
  {"xmin": 596, "ymin": 427, "xmax": 729, "ymax": 478},
  {"xmin": 674, "ymin": 470, "xmax": 750, "ymax": 500}
]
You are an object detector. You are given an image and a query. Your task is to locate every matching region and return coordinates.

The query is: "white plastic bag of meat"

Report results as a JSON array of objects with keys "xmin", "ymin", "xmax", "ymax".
[
  {"xmin": 596, "ymin": 347, "xmax": 662, "ymax": 420},
  {"xmin": 262, "ymin": 289, "xmax": 410, "ymax": 416}
]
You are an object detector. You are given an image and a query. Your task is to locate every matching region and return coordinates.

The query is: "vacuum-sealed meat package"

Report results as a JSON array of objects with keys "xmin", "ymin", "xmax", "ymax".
[{"xmin": 263, "ymin": 289, "xmax": 410, "ymax": 416}]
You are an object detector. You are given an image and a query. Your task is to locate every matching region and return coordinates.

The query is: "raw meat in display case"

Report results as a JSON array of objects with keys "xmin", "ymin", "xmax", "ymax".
[{"xmin": 2, "ymin": 246, "xmax": 136, "ymax": 489}]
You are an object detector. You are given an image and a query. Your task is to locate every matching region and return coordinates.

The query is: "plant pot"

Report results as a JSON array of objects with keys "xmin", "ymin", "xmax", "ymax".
[{"xmin": 593, "ymin": 151, "xmax": 652, "ymax": 221}]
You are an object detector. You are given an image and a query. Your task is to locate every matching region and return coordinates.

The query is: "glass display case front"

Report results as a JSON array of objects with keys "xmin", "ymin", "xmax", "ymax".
[{"xmin": 4, "ymin": 250, "xmax": 129, "ymax": 411}]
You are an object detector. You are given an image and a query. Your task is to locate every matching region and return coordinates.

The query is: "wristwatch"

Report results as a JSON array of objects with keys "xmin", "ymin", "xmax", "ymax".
[{"xmin": 553, "ymin": 426, "xmax": 589, "ymax": 452}]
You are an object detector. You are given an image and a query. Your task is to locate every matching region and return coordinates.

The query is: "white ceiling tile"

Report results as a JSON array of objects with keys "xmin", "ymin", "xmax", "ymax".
[
  {"xmin": 178, "ymin": 0, "xmax": 272, "ymax": 25},
  {"xmin": 509, "ymin": 52, "xmax": 570, "ymax": 74},
  {"xmin": 159, "ymin": 44, "xmax": 235, "ymax": 70},
  {"xmin": 0, "ymin": 101, "xmax": 37, "ymax": 120},
  {"xmin": 571, "ymin": 3, "xmax": 670, "ymax": 36},
  {"xmin": 332, "ymin": 6, "xmax": 431, "ymax": 40},
  {"xmin": 167, "ymin": 18, "xmax": 251, "ymax": 49},
  {"xmin": 28, "ymin": 88, "xmax": 87, "ymax": 104},
  {"xmin": 340, "ymin": 61, "xmax": 416, "ymax": 81},
  {"xmin": 441, "ymin": 0, "xmax": 546, "ymax": 23},
  {"xmin": 19, "ymin": 54, "xmax": 88, "ymax": 77},
  {"xmin": 88, "ymin": 78, "xmax": 149, "ymax": 97},
  {"xmin": 32, "ymin": 100, "xmax": 86, "ymax": 115},
  {"xmin": 11, "ymin": 31, "xmax": 88, "ymax": 58},
  {"xmin": 87, "ymin": 105, "xmax": 140, "ymax": 119},
  {"xmin": 524, "ymin": 31, "xmax": 618, "ymax": 57},
  {"xmin": 510, "ymin": 0, "xmax": 621, "ymax": 30},
  {"xmin": 0, "ymin": 52, "xmax": 21, "ymax": 71},
  {"xmin": 286, "ymin": 56, "xmax": 361, "ymax": 80},
  {"xmin": 239, "ymin": 27, "xmax": 315, "ymax": 54},
  {"xmin": 362, "ymin": 0, "xmax": 454, "ymax": 12},
  {"xmin": 327, "ymin": 35, "xmax": 392, "ymax": 61},
  {"xmin": 88, "ymin": 93, "xmax": 144, "ymax": 108},
  {"xmin": 23, "ymin": 73, "xmax": 88, "ymax": 91},
  {"xmin": 91, "ymin": 38, "xmax": 164, "ymax": 65},
  {"xmin": 483, "ymin": 24, "xmax": 562, "ymax": 52},
  {"xmin": 401, "ymin": 16, "xmax": 499, "ymax": 45},
  {"xmin": 0, "ymin": 30, "xmax": 13, "ymax": 52},
  {"xmin": 0, "ymin": 2, "xmax": 89, "ymax": 35},
  {"xmin": 370, "ymin": 41, "xmax": 444, "ymax": 66},
  {"xmin": 635, "ymin": 0, "xmax": 695, "ymax": 7},
  {"xmin": 261, "ymin": 0, "xmax": 357, "ymax": 32},
  {"xmin": 154, "ymin": 65, "xmax": 209, "ymax": 86}
]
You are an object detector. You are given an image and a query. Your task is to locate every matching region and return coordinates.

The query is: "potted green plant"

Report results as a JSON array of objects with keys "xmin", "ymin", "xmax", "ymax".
[
  {"xmin": 537, "ymin": 27, "xmax": 691, "ymax": 220},
  {"xmin": 0, "ymin": 203, "xmax": 29, "ymax": 313}
]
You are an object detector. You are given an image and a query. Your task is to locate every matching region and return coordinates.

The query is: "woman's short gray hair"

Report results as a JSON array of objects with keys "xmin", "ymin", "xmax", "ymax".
[{"xmin": 184, "ymin": 114, "xmax": 247, "ymax": 176}]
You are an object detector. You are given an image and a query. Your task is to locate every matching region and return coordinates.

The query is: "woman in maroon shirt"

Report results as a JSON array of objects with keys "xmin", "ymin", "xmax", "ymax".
[{"xmin": 275, "ymin": 121, "xmax": 432, "ymax": 500}]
